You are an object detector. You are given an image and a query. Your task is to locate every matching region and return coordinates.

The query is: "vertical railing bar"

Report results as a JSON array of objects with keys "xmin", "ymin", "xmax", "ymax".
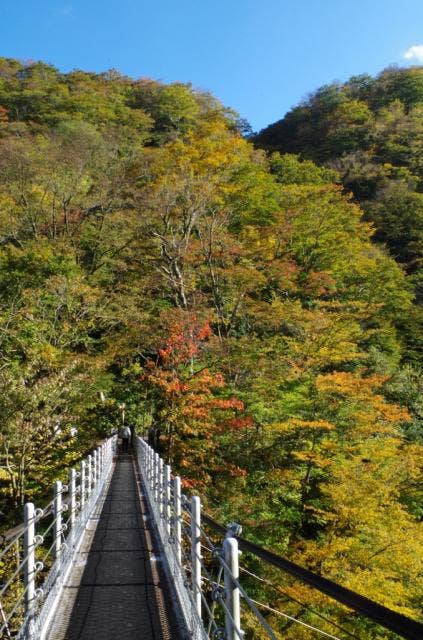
[
  {"xmin": 223, "ymin": 537, "xmax": 242, "ymax": 640},
  {"xmin": 174, "ymin": 476, "xmax": 182, "ymax": 566},
  {"xmin": 87, "ymin": 455, "xmax": 92, "ymax": 497},
  {"xmin": 97, "ymin": 446, "xmax": 101, "ymax": 481},
  {"xmin": 146, "ymin": 443, "xmax": 151, "ymax": 484},
  {"xmin": 93, "ymin": 450, "xmax": 98, "ymax": 489},
  {"xmin": 191, "ymin": 495, "xmax": 202, "ymax": 619},
  {"xmin": 154, "ymin": 453, "xmax": 159, "ymax": 504},
  {"xmin": 80, "ymin": 460, "xmax": 86, "ymax": 508},
  {"xmin": 164, "ymin": 465, "xmax": 171, "ymax": 538},
  {"xmin": 69, "ymin": 469, "xmax": 76, "ymax": 530},
  {"xmin": 23, "ymin": 502, "xmax": 35, "ymax": 616},
  {"xmin": 53, "ymin": 481, "xmax": 62, "ymax": 561},
  {"xmin": 159, "ymin": 457, "xmax": 164, "ymax": 522}
]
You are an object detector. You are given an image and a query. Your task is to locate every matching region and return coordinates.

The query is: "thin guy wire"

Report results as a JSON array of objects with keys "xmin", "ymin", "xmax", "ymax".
[
  {"xmin": 248, "ymin": 597, "xmax": 344, "ymax": 640},
  {"xmin": 0, "ymin": 533, "xmax": 23, "ymax": 562},
  {"xmin": 177, "ymin": 533, "xmax": 222, "ymax": 633},
  {"xmin": 0, "ymin": 556, "xmax": 28, "ymax": 597},
  {"xmin": 206, "ymin": 565, "xmax": 223, "ymax": 637},
  {"xmin": 0, "ymin": 583, "xmax": 30, "ymax": 631},
  {"xmin": 240, "ymin": 566, "xmax": 360, "ymax": 640}
]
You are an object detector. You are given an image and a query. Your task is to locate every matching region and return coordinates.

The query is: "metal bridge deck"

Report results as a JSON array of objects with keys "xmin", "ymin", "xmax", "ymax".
[{"xmin": 44, "ymin": 453, "xmax": 181, "ymax": 640}]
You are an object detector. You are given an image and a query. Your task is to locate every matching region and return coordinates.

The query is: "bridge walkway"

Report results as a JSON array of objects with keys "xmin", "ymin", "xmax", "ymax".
[{"xmin": 44, "ymin": 452, "xmax": 181, "ymax": 640}]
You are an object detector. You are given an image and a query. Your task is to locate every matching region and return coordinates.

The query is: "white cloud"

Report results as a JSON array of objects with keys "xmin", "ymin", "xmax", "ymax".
[{"xmin": 404, "ymin": 45, "xmax": 423, "ymax": 63}]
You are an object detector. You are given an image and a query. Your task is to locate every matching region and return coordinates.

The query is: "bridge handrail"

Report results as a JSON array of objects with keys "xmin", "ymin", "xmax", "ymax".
[
  {"xmin": 135, "ymin": 437, "xmax": 292, "ymax": 640},
  {"xmin": 202, "ymin": 513, "xmax": 423, "ymax": 640},
  {"xmin": 135, "ymin": 437, "xmax": 208, "ymax": 640},
  {"xmin": 136, "ymin": 437, "xmax": 423, "ymax": 640},
  {"xmin": 0, "ymin": 436, "xmax": 117, "ymax": 640}
]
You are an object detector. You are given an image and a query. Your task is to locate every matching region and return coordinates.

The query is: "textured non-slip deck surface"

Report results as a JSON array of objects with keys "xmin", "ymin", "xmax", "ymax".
[{"xmin": 44, "ymin": 454, "xmax": 179, "ymax": 640}]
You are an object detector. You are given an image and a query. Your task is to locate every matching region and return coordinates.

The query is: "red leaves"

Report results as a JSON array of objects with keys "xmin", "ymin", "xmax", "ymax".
[
  {"xmin": 141, "ymin": 313, "xmax": 250, "ymax": 450},
  {"xmin": 157, "ymin": 316, "xmax": 212, "ymax": 367},
  {"xmin": 225, "ymin": 415, "xmax": 254, "ymax": 430}
]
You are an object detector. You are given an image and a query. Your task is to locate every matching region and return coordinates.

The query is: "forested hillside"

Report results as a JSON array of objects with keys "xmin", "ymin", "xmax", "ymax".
[
  {"xmin": 0, "ymin": 58, "xmax": 421, "ymax": 638},
  {"xmin": 254, "ymin": 66, "xmax": 423, "ymax": 310}
]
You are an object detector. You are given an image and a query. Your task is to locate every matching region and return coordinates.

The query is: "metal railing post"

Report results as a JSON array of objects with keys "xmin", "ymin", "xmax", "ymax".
[
  {"xmin": 53, "ymin": 481, "xmax": 62, "ymax": 561},
  {"xmin": 173, "ymin": 476, "xmax": 182, "ymax": 565},
  {"xmin": 223, "ymin": 536, "xmax": 242, "ymax": 640},
  {"xmin": 146, "ymin": 444, "xmax": 151, "ymax": 484},
  {"xmin": 69, "ymin": 469, "xmax": 76, "ymax": 529},
  {"xmin": 93, "ymin": 450, "xmax": 98, "ymax": 488},
  {"xmin": 87, "ymin": 455, "xmax": 92, "ymax": 496},
  {"xmin": 98, "ymin": 445, "xmax": 102, "ymax": 477},
  {"xmin": 154, "ymin": 453, "xmax": 159, "ymax": 504},
  {"xmin": 164, "ymin": 465, "xmax": 171, "ymax": 537},
  {"xmin": 80, "ymin": 460, "xmax": 86, "ymax": 508},
  {"xmin": 158, "ymin": 457, "xmax": 164, "ymax": 519},
  {"xmin": 191, "ymin": 496, "xmax": 202, "ymax": 618},
  {"xmin": 23, "ymin": 503, "xmax": 35, "ymax": 616},
  {"xmin": 150, "ymin": 448, "xmax": 154, "ymax": 493}
]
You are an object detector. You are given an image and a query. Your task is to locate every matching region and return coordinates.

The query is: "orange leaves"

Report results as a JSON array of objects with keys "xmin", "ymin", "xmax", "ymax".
[
  {"xmin": 181, "ymin": 477, "xmax": 196, "ymax": 490},
  {"xmin": 211, "ymin": 397, "xmax": 245, "ymax": 411},
  {"xmin": 303, "ymin": 270, "xmax": 336, "ymax": 296},
  {"xmin": 226, "ymin": 415, "xmax": 253, "ymax": 428},
  {"xmin": 141, "ymin": 313, "xmax": 249, "ymax": 459},
  {"xmin": 196, "ymin": 322, "xmax": 213, "ymax": 341},
  {"xmin": 157, "ymin": 315, "xmax": 212, "ymax": 367},
  {"xmin": 228, "ymin": 465, "xmax": 247, "ymax": 477},
  {"xmin": 316, "ymin": 371, "xmax": 388, "ymax": 395}
]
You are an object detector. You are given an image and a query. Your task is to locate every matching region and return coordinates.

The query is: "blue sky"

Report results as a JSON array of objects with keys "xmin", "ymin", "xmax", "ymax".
[{"xmin": 0, "ymin": 0, "xmax": 422, "ymax": 131}]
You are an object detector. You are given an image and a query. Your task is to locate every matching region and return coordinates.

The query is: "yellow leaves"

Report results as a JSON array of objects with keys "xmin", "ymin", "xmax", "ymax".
[
  {"xmin": 291, "ymin": 418, "xmax": 335, "ymax": 431},
  {"xmin": 280, "ymin": 303, "xmax": 365, "ymax": 372},
  {"xmin": 292, "ymin": 451, "xmax": 332, "ymax": 468},
  {"xmin": 294, "ymin": 474, "xmax": 423, "ymax": 618},
  {"xmin": 0, "ymin": 468, "xmax": 10, "ymax": 480},
  {"xmin": 161, "ymin": 119, "xmax": 248, "ymax": 178},
  {"xmin": 240, "ymin": 224, "xmax": 278, "ymax": 259},
  {"xmin": 322, "ymin": 439, "xmax": 421, "ymax": 531},
  {"xmin": 316, "ymin": 370, "xmax": 387, "ymax": 395},
  {"xmin": 315, "ymin": 371, "xmax": 411, "ymax": 439}
]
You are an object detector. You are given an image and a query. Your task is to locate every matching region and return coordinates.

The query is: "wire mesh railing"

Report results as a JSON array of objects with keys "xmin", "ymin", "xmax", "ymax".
[{"xmin": 0, "ymin": 436, "xmax": 117, "ymax": 640}]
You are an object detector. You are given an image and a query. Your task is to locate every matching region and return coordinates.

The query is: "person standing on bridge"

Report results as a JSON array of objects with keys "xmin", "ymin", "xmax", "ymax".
[{"xmin": 121, "ymin": 424, "xmax": 131, "ymax": 453}]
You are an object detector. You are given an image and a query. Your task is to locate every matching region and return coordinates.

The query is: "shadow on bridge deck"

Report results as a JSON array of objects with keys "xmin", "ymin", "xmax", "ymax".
[{"xmin": 44, "ymin": 453, "xmax": 183, "ymax": 640}]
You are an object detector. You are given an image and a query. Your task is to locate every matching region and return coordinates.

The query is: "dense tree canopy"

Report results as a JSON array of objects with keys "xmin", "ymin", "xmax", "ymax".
[
  {"xmin": 0, "ymin": 58, "xmax": 421, "ymax": 638},
  {"xmin": 254, "ymin": 67, "xmax": 423, "ymax": 301}
]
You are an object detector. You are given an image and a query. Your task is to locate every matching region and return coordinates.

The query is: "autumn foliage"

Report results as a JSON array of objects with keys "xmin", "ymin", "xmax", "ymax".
[{"xmin": 0, "ymin": 58, "xmax": 421, "ymax": 637}]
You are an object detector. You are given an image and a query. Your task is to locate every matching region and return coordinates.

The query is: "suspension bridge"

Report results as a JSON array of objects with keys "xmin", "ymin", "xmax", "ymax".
[{"xmin": 1, "ymin": 435, "xmax": 422, "ymax": 640}]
